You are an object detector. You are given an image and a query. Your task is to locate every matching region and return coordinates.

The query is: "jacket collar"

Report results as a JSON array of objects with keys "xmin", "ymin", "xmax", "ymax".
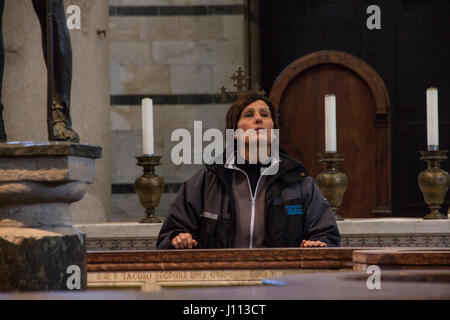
[
  {"xmin": 206, "ymin": 148, "xmax": 307, "ymax": 181},
  {"xmin": 223, "ymin": 151, "xmax": 282, "ymax": 176}
]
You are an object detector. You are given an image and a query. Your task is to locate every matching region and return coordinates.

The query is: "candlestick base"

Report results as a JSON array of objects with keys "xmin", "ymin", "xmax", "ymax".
[
  {"xmin": 134, "ymin": 155, "xmax": 165, "ymax": 224},
  {"xmin": 140, "ymin": 209, "xmax": 162, "ymax": 223},
  {"xmin": 316, "ymin": 152, "xmax": 348, "ymax": 221},
  {"xmin": 418, "ymin": 150, "xmax": 449, "ymax": 220}
]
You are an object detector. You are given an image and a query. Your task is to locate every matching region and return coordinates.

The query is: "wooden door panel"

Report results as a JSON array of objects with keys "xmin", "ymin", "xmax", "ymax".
[{"xmin": 270, "ymin": 51, "xmax": 391, "ymax": 218}]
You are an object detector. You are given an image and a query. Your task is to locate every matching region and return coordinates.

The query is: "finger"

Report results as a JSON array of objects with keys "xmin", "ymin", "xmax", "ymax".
[
  {"xmin": 175, "ymin": 237, "xmax": 185, "ymax": 249},
  {"xmin": 300, "ymin": 240, "xmax": 306, "ymax": 247},
  {"xmin": 306, "ymin": 242, "xmax": 314, "ymax": 247},
  {"xmin": 181, "ymin": 233, "xmax": 195, "ymax": 249},
  {"xmin": 312, "ymin": 241, "xmax": 325, "ymax": 247},
  {"xmin": 187, "ymin": 238, "xmax": 193, "ymax": 249},
  {"xmin": 173, "ymin": 234, "xmax": 182, "ymax": 249},
  {"xmin": 309, "ymin": 241, "xmax": 320, "ymax": 247},
  {"xmin": 320, "ymin": 242, "xmax": 327, "ymax": 247},
  {"xmin": 181, "ymin": 237, "xmax": 190, "ymax": 249},
  {"xmin": 187, "ymin": 236, "xmax": 197, "ymax": 249}
]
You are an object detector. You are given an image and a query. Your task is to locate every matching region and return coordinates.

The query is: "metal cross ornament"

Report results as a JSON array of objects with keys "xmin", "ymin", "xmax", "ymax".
[{"xmin": 217, "ymin": 67, "xmax": 265, "ymax": 103}]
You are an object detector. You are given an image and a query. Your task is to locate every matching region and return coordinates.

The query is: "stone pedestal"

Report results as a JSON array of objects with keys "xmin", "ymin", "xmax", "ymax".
[
  {"xmin": 3, "ymin": 0, "xmax": 111, "ymax": 223},
  {"xmin": 0, "ymin": 142, "xmax": 101, "ymax": 291}
]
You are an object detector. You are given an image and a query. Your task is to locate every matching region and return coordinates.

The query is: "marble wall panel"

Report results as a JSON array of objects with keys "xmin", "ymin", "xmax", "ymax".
[
  {"xmin": 140, "ymin": 17, "xmax": 180, "ymax": 41},
  {"xmin": 109, "ymin": 16, "xmax": 140, "ymax": 41},
  {"xmin": 153, "ymin": 40, "xmax": 243, "ymax": 65},
  {"xmin": 120, "ymin": 65, "xmax": 171, "ymax": 94},
  {"xmin": 110, "ymin": 41, "xmax": 153, "ymax": 65},
  {"xmin": 170, "ymin": 65, "xmax": 213, "ymax": 94},
  {"xmin": 177, "ymin": 16, "xmax": 224, "ymax": 40}
]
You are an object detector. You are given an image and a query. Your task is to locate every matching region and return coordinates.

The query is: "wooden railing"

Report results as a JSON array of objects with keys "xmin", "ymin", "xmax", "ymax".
[{"xmin": 87, "ymin": 248, "xmax": 355, "ymax": 272}]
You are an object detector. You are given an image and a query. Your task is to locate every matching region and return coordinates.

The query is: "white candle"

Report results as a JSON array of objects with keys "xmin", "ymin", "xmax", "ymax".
[
  {"xmin": 142, "ymin": 98, "xmax": 154, "ymax": 155},
  {"xmin": 325, "ymin": 94, "xmax": 337, "ymax": 152},
  {"xmin": 426, "ymin": 88, "xmax": 439, "ymax": 149}
]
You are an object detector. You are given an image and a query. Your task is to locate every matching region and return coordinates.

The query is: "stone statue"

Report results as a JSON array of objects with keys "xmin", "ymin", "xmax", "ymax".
[{"xmin": 0, "ymin": 0, "xmax": 79, "ymax": 143}]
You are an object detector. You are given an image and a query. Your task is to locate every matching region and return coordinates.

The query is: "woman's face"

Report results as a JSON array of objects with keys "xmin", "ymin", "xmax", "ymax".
[
  {"xmin": 236, "ymin": 99, "xmax": 274, "ymax": 134},
  {"xmin": 235, "ymin": 99, "xmax": 275, "ymax": 161}
]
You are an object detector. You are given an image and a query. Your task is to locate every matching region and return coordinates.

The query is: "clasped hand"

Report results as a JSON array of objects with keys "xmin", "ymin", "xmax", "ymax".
[
  {"xmin": 171, "ymin": 233, "xmax": 198, "ymax": 249},
  {"xmin": 300, "ymin": 239, "xmax": 327, "ymax": 247}
]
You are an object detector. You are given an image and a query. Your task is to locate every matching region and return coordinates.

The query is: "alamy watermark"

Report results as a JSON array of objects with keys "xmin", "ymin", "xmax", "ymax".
[
  {"xmin": 366, "ymin": 5, "xmax": 381, "ymax": 30},
  {"xmin": 366, "ymin": 265, "xmax": 381, "ymax": 290},
  {"xmin": 170, "ymin": 121, "xmax": 280, "ymax": 175},
  {"xmin": 66, "ymin": 5, "xmax": 81, "ymax": 30},
  {"xmin": 66, "ymin": 264, "xmax": 81, "ymax": 290}
]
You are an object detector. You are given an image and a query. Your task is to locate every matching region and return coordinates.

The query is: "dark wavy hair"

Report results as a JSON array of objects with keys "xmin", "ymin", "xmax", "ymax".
[{"xmin": 225, "ymin": 93, "xmax": 279, "ymax": 130}]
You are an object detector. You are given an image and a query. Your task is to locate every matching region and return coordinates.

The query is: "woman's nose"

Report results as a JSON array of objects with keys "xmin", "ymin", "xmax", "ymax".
[{"xmin": 255, "ymin": 115, "xmax": 263, "ymax": 123}]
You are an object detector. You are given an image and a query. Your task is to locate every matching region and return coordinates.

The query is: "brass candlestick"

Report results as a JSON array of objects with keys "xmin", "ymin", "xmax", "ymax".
[
  {"xmin": 418, "ymin": 149, "xmax": 449, "ymax": 219},
  {"xmin": 316, "ymin": 152, "xmax": 348, "ymax": 220},
  {"xmin": 134, "ymin": 155, "xmax": 165, "ymax": 223}
]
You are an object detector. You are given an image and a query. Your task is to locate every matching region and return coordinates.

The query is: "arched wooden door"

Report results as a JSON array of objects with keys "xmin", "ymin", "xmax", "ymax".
[{"xmin": 269, "ymin": 51, "xmax": 391, "ymax": 218}]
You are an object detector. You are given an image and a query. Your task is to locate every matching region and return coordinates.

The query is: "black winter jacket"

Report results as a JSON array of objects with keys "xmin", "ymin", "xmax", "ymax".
[{"xmin": 157, "ymin": 149, "xmax": 340, "ymax": 249}]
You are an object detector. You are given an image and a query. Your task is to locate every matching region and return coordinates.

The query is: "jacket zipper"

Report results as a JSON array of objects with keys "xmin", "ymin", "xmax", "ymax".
[
  {"xmin": 231, "ymin": 166, "xmax": 265, "ymax": 248},
  {"xmin": 206, "ymin": 152, "xmax": 306, "ymax": 248}
]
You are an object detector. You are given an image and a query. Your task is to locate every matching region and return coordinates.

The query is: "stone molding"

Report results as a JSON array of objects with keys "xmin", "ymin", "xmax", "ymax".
[
  {"xmin": 84, "ymin": 234, "xmax": 450, "ymax": 251},
  {"xmin": 87, "ymin": 237, "xmax": 157, "ymax": 251},
  {"xmin": 340, "ymin": 234, "xmax": 449, "ymax": 247}
]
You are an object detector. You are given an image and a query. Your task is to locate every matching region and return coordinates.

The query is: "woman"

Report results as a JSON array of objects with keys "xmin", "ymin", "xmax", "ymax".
[{"xmin": 157, "ymin": 93, "xmax": 340, "ymax": 249}]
